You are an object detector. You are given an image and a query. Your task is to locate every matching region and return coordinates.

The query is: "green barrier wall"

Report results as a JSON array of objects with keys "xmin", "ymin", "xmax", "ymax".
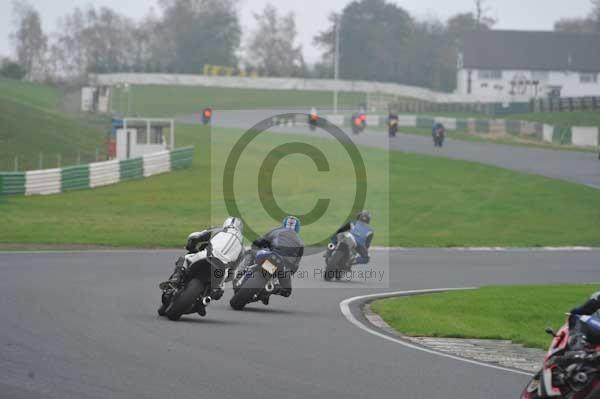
[
  {"xmin": 119, "ymin": 158, "xmax": 144, "ymax": 181},
  {"xmin": 475, "ymin": 119, "xmax": 490, "ymax": 133},
  {"xmin": 456, "ymin": 119, "xmax": 468, "ymax": 131},
  {"xmin": 170, "ymin": 147, "xmax": 195, "ymax": 170},
  {"xmin": 416, "ymin": 116, "xmax": 434, "ymax": 129},
  {"xmin": 553, "ymin": 127, "xmax": 572, "ymax": 145},
  {"xmin": 0, "ymin": 172, "xmax": 26, "ymax": 195},
  {"xmin": 61, "ymin": 165, "xmax": 90, "ymax": 192}
]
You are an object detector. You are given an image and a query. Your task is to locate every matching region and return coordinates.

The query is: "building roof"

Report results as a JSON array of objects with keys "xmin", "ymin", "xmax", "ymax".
[{"xmin": 460, "ymin": 30, "xmax": 600, "ymax": 73}]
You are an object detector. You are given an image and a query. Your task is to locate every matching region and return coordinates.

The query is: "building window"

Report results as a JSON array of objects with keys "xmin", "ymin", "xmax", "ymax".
[
  {"xmin": 580, "ymin": 73, "xmax": 598, "ymax": 84},
  {"xmin": 136, "ymin": 129, "xmax": 147, "ymax": 145},
  {"xmin": 478, "ymin": 70, "xmax": 503, "ymax": 80},
  {"xmin": 150, "ymin": 127, "xmax": 164, "ymax": 145}
]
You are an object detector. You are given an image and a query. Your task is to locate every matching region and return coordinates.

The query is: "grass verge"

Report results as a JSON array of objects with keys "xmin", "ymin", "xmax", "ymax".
[
  {"xmin": 111, "ymin": 85, "xmax": 366, "ymax": 116},
  {"xmin": 371, "ymin": 285, "xmax": 600, "ymax": 349},
  {"xmin": 1, "ymin": 124, "xmax": 600, "ymax": 248},
  {"xmin": 0, "ymin": 78, "xmax": 108, "ymax": 171}
]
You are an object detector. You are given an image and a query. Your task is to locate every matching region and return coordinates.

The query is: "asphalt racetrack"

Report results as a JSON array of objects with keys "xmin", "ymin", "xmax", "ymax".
[
  {"xmin": 1, "ymin": 249, "xmax": 599, "ymax": 399},
  {"xmin": 180, "ymin": 109, "xmax": 600, "ymax": 189},
  {"xmin": 2, "ymin": 110, "xmax": 600, "ymax": 399}
]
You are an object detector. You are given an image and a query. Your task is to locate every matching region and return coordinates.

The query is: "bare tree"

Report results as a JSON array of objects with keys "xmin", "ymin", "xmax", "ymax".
[
  {"xmin": 554, "ymin": 0, "xmax": 600, "ymax": 33},
  {"xmin": 592, "ymin": 0, "xmax": 600, "ymax": 30},
  {"xmin": 473, "ymin": 0, "xmax": 496, "ymax": 29},
  {"xmin": 246, "ymin": 3, "xmax": 304, "ymax": 77},
  {"xmin": 10, "ymin": 0, "xmax": 47, "ymax": 80}
]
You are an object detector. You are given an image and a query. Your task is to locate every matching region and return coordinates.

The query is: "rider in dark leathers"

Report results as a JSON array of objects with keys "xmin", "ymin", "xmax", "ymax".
[
  {"xmin": 249, "ymin": 216, "xmax": 304, "ymax": 302},
  {"xmin": 331, "ymin": 210, "xmax": 373, "ymax": 265},
  {"xmin": 569, "ymin": 291, "xmax": 600, "ymax": 349}
]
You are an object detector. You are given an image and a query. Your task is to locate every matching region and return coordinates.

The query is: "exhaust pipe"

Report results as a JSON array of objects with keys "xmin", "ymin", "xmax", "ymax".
[
  {"xmin": 202, "ymin": 296, "xmax": 212, "ymax": 306},
  {"xmin": 328, "ymin": 243, "xmax": 336, "ymax": 251},
  {"xmin": 265, "ymin": 282, "xmax": 275, "ymax": 293}
]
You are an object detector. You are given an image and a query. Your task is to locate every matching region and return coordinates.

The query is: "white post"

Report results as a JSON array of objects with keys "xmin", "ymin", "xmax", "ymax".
[
  {"xmin": 170, "ymin": 119, "xmax": 175, "ymax": 149},
  {"xmin": 333, "ymin": 16, "xmax": 341, "ymax": 114},
  {"xmin": 146, "ymin": 120, "xmax": 151, "ymax": 145},
  {"xmin": 127, "ymin": 84, "xmax": 132, "ymax": 116},
  {"xmin": 124, "ymin": 119, "xmax": 129, "ymax": 159},
  {"xmin": 14, "ymin": 155, "xmax": 18, "ymax": 172},
  {"xmin": 39, "ymin": 152, "xmax": 43, "ymax": 170}
]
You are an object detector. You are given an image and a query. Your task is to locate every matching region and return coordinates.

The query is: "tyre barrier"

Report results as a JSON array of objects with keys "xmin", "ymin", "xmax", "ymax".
[{"xmin": 0, "ymin": 146, "xmax": 194, "ymax": 196}]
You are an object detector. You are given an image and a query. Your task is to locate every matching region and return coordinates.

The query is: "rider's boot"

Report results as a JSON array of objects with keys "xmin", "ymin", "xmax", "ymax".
[{"xmin": 159, "ymin": 257, "xmax": 186, "ymax": 290}]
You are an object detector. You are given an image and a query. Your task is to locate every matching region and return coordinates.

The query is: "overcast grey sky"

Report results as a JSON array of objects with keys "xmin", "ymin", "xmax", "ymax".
[{"xmin": 0, "ymin": 0, "xmax": 592, "ymax": 63}]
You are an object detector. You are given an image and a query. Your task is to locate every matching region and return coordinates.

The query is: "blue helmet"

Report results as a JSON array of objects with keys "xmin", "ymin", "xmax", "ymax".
[{"xmin": 282, "ymin": 216, "xmax": 301, "ymax": 234}]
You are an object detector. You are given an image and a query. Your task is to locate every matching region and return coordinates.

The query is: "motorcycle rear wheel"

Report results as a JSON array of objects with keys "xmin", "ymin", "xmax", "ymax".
[
  {"xmin": 324, "ymin": 249, "xmax": 346, "ymax": 281},
  {"xmin": 230, "ymin": 270, "xmax": 268, "ymax": 310}
]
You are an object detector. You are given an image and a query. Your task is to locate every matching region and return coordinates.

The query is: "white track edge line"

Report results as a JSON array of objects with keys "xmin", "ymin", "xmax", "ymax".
[{"xmin": 339, "ymin": 288, "xmax": 534, "ymax": 377}]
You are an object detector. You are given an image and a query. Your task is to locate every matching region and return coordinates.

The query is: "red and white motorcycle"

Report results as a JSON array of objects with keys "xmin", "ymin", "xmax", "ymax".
[{"xmin": 520, "ymin": 314, "xmax": 600, "ymax": 398}]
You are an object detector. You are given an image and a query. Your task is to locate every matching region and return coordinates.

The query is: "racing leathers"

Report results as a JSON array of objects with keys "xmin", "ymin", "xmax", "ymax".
[
  {"xmin": 162, "ymin": 227, "xmax": 244, "ymax": 300},
  {"xmin": 331, "ymin": 220, "xmax": 373, "ymax": 265},
  {"xmin": 570, "ymin": 291, "xmax": 600, "ymax": 350},
  {"xmin": 250, "ymin": 227, "xmax": 304, "ymax": 298}
]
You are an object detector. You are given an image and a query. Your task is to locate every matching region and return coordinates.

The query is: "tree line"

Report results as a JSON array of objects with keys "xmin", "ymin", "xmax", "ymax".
[{"xmin": 4, "ymin": 0, "xmax": 600, "ymax": 92}]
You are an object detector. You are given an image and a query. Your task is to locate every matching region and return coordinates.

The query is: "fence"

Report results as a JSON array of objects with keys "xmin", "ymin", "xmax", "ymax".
[
  {"xmin": 531, "ymin": 97, "xmax": 600, "ymax": 113},
  {"xmin": 0, "ymin": 147, "xmax": 194, "ymax": 196},
  {"xmin": 3, "ymin": 149, "xmax": 108, "ymax": 173}
]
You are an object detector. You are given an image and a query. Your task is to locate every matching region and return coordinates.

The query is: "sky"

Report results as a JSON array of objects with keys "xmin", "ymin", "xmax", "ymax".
[{"xmin": 0, "ymin": 0, "xmax": 593, "ymax": 64}]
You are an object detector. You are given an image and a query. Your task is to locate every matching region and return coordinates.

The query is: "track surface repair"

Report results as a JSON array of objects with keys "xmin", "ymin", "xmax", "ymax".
[{"xmin": 1, "ymin": 249, "xmax": 599, "ymax": 399}]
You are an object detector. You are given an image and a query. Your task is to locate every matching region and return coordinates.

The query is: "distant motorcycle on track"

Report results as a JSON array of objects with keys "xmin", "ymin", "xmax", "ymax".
[
  {"xmin": 352, "ymin": 113, "xmax": 367, "ymax": 135},
  {"xmin": 323, "ymin": 222, "xmax": 372, "ymax": 281},
  {"xmin": 432, "ymin": 123, "xmax": 445, "ymax": 147},
  {"xmin": 202, "ymin": 107, "xmax": 213, "ymax": 125}
]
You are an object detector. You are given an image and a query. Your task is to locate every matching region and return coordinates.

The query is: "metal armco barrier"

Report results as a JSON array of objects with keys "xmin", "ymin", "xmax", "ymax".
[{"xmin": 0, "ymin": 147, "xmax": 194, "ymax": 196}]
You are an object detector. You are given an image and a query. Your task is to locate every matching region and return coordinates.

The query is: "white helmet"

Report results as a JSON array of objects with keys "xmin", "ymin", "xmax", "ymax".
[{"xmin": 223, "ymin": 217, "xmax": 243, "ymax": 234}]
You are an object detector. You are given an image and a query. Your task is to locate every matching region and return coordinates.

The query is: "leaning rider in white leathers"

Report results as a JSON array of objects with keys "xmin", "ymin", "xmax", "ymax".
[{"xmin": 160, "ymin": 217, "xmax": 245, "ymax": 302}]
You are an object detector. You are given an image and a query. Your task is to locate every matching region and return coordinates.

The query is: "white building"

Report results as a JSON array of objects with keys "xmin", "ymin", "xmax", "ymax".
[{"xmin": 456, "ymin": 30, "xmax": 600, "ymax": 101}]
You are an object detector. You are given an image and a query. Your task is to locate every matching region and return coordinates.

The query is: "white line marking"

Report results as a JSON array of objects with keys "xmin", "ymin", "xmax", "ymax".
[
  {"xmin": 339, "ymin": 288, "xmax": 534, "ymax": 377},
  {"xmin": 586, "ymin": 184, "xmax": 600, "ymax": 190}
]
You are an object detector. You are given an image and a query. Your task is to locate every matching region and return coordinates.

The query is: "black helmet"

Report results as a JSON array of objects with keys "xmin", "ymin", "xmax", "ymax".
[{"xmin": 356, "ymin": 210, "xmax": 371, "ymax": 224}]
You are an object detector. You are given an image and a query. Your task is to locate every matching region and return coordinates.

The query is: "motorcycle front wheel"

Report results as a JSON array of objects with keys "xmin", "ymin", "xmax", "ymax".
[
  {"xmin": 324, "ymin": 247, "xmax": 347, "ymax": 281},
  {"xmin": 520, "ymin": 371, "xmax": 542, "ymax": 399},
  {"xmin": 165, "ymin": 278, "xmax": 205, "ymax": 321}
]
